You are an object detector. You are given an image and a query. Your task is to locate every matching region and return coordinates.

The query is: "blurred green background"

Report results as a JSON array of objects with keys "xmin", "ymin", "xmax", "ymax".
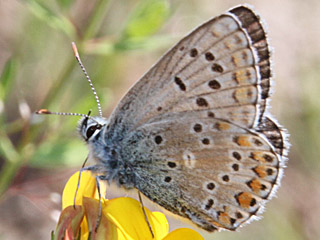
[{"xmin": 0, "ymin": 0, "xmax": 319, "ymax": 239}]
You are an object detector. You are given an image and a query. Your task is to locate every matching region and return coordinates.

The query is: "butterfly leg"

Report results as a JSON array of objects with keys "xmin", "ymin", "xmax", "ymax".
[
  {"xmin": 94, "ymin": 174, "xmax": 104, "ymax": 232},
  {"xmin": 73, "ymin": 164, "xmax": 103, "ymax": 233},
  {"xmin": 73, "ymin": 166, "xmax": 105, "ymax": 232},
  {"xmin": 73, "ymin": 165, "xmax": 97, "ymax": 207},
  {"xmin": 138, "ymin": 191, "xmax": 154, "ymax": 238}
]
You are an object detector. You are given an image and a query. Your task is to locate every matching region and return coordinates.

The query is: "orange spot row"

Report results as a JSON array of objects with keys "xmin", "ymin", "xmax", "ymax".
[
  {"xmin": 219, "ymin": 212, "xmax": 231, "ymax": 226},
  {"xmin": 216, "ymin": 122, "xmax": 231, "ymax": 131},
  {"xmin": 234, "ymin": 136, "xmax": 251, "ymax": 147},
  {"xmin": 209, "ymin": 220, "xmax": 224, "ymax": 228},
  {"xmin": 253, "ymin": 166, "xmax": 268, "ymax": 178},
  {"xmin": 248, "ymin": 179, "xmax": 262, "ymax": 194},
  {"xmin": 236, "ymin": 192, "xmax": 254, "ymax": 209},
  {"xmin": 250, "ymin": 152, "xmax": 266, "ymax": 162}
]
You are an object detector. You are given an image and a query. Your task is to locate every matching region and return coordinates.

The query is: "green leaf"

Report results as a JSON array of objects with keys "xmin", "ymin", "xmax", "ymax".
[
  {"xmin": 0, "ymin": 58, "xmax": 18, "ymax": 100},
  {"xmin": 114, "ymin": 34, "xmax": 172, "ymax": 52},
  {"xmin": 123, "ymin": 0, "xmax": 171, "ymax": 40},
  {"xmin": 56, "ymin": 0, "xmax": 74, "ymax": 10},
  {"xmin": 26, "ymin": 0, "xmax": 76, "ymax": 38},
  {"xmin": 83, "ymin": 40, "xmax": 115, "ymax": 55},
  {"xmin": 30, "ymin": 138, "xmax": 87, "ymax": 167}
]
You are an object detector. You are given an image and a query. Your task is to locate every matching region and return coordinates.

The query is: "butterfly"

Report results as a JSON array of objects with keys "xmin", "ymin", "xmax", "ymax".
[{"xmin": 39, "ymin": 5, "xmax": 288, "ymax": 232}]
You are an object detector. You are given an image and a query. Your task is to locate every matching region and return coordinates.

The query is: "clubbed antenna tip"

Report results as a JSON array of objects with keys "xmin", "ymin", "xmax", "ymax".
[
  {"xmin": 36, "ymin": 109, "xmax": 51, "ymax": 114},
  {"xmin": 72, "ymin": 42, "xmax": 79, "ymax": 58}
]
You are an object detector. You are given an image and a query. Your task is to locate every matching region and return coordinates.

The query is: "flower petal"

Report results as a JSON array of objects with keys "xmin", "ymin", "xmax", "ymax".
[
  {"xmin": 162, "ymin": 228, "xmax": 204, "ymax": 240},
  {"xmin": 53, "ymin": 205, "xmax": 85, "ymax": 240},
  {"xmin": 82, "ymin": 197, "xmax": 119, "ymax": 239},
  {"xmin": 62, "ymin": 171, "xmax": 107, "ymax": 209},
  {"xmin": 103, "ymin": 197, "xmax": 169, "ymax": 240},
  {"xmin": 62, "ymin": 171, "xmax": 96, "ymax": 209}
]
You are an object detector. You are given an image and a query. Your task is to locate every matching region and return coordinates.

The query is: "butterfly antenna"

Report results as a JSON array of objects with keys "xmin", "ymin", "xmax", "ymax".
[
  {"xmin": 36, "ymin": 109, "xmax": 103, "ymax": 125},
  {"xmin": 72, "ymin": 42, "xmax": 103, "ymax": 117},
  {"xmin": 36, "ymin": 109, "xmax": 92, "ymax": 118}
]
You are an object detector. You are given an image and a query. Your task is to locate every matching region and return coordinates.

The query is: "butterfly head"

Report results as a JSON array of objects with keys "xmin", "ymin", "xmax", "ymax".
[{"xmin": 79, "ymin": 116, "xmax": 108, "ymax": 142}]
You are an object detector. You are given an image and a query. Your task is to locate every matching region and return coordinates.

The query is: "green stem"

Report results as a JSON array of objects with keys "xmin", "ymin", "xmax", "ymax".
[
  {"xmin": 41, "ymin": 58, "xmax": 76, "ymax": 108},
  {"xmin": 83, "ymin": 0, "xmax": 111, "ymax": 41},
  {"xmin": 0, "ymin": 136, "xmax": 24, "ymax": 196},
  {"xmin": 41, "ymin": 0, "xmax": 111, "ymax": 108},
  {"xmin": 0, "ymin": 0, "xmax": 112, "ymax": 197}
]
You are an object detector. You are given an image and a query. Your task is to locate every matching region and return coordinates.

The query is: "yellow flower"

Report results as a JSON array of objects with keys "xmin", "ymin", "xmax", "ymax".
[{"xmin": 53, "ymin": 171, "xmax": 204, "ymax": 240}]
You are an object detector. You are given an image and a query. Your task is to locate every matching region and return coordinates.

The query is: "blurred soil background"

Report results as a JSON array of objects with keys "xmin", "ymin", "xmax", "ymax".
[{"xmin": 0, "ymin": 0, "xmax": 320, "ymax": 239}]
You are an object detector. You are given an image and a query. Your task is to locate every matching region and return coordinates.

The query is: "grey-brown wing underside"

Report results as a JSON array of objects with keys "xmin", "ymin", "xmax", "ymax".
[
  {"xmin": 119, "ymin": 112, "xmax": 285, "ymax": 231},
  {"xmin": 106, "ymin": 5, "xmax": 287, "ymax": 231},
  {"xmin": 107, "ymin": 6, "xmax": 272, "ymax": 138}
]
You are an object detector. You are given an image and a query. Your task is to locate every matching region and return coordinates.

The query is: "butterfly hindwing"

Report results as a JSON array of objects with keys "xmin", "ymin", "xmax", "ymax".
[{"xmin": 120, "ymin": 112, "xmax": 283, "ymax": 231}]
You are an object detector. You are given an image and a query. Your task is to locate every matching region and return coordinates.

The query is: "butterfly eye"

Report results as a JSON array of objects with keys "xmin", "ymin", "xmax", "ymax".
[{"xmin": 86, "ymin": 124, "xmax": 102, "ymax": 140}]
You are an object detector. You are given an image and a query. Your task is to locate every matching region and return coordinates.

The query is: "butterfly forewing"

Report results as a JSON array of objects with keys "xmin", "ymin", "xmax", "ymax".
[
  {"xmin": 108, "ymin": 6, "xmax": 271, "ymax": 136},
  {"xmin": 101, "ymin": 5, "xmax": 287, "ymax": 231}
]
